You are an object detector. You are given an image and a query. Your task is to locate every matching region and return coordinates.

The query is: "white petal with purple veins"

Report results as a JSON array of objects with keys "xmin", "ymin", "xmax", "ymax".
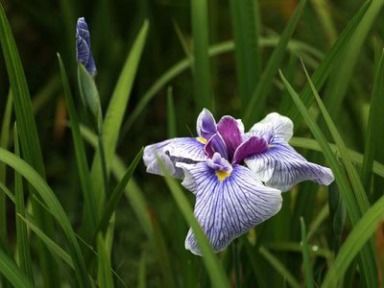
[
  {"xmin": 177, "ymin": 162, "xmax": 282, "ymax": 255},
  {"xmin": 245, "ymin": 142, "xmax": 334, "ymax": 192},
  {"xmin": 143, "ymin": 137, "xmax": 206, "ymax": 178},
  {"xmin": 249, "ymin": 113, "xmax": 293, "ymax": 142}
]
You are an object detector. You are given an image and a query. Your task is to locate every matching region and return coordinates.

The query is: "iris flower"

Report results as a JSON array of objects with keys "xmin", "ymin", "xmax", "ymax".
[
  {"xmin": 143, "ymin": 109, "xmax": 334, "ymax": 255},
  {"xmin": 76, "ymin": 17, "xmax": 97, "ymax": 76}
]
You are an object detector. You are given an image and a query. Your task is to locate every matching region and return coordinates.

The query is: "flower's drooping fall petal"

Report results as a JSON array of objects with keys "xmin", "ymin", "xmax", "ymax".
[
  {"xmin": 76, "ymin": 17, "xmax": 97, "ymax": 76},
  {"xmin": 233, "ymin": 136, "xmax": 268, "ymax": 164},
  {"xmin": 196, "ymin": 108, "xmax": 217, "ymax": 140},
  {"xmin": 143, "ymin": 138, "xmax": 206, "ymax": 178},
  {"xmin": 249, "ymin": 112, "xmax": 293, "ymax": 142},
  {"xmin": 245, "ymin": 142, "xmax": 334, "ymax": 192},
  {"xmin": 217, "ymin": 116, "xmax": 244, "ymax": 159},
  {"xmin": 177, "ymin": 161, "xmax": 282, "ymax": 255}
]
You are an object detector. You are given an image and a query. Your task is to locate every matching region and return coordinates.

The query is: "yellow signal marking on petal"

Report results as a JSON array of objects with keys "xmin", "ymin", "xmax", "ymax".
[
  {"xmin": 215, "ymin": 170, "xmax": 231, "ymax": 182},
  {"xmin": 197, "ymin": 137, "xmax": 208, "ymax": 144}
]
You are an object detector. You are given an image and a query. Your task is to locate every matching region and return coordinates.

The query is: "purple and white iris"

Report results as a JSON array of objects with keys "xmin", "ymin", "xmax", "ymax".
[
  {"xmin": 76, "ymin": 17, "xmax": 97, "ymax": 76},
  {"xmin": 143, "ymin": 109, "xmax": 334, "ymax": 255}
]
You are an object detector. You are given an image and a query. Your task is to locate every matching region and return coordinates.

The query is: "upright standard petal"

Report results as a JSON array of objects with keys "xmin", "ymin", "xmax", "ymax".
[
  {"xmin": 249, "ymin": 112, "xmax": 293, "ymax": 142},
  {"xmin": 245, "ymin": 142, "xmax": 334, "ymax": 192},
  {"xmin": 143, "ymin": 137, "xmax": 206, "ymax": 178},
  {"xmin": 177, "ymin": 162, "xmax": 282, "ymax": 255},
  {"xmin": 76, "ymin": 17, "xmax": 97, "ymax": 76},
  {"xmin": 196, "ymin": 108, "xmax": 217, "ymax": 140},
  {"xmin": 217, "ymin": 116, "xmax": 244, "ymax": 159}
]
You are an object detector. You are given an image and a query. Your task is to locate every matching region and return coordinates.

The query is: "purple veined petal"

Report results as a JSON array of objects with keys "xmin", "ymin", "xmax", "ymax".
[
  {"xmin": 206, "ymin": 152, "xmax": 232, "ymax": 173},
  {"xmin": 233, "ymin": 136, "xmax": 268, "ymax": 164},
  {"xmin": 76, "ymin": 17, "xmax": 97, "ymax": 76},
  {"xmin": 177, "ymin": 162, "xmax": 282, "ymax": 255},
  {"xmin": 217, "ymin": 116, "xmax": 244, "ymax": 159},
  {"xmin": 143, "ymin": 137, "xmax": 206, "ymax": 178},
  {"xmin": 196, "ymin": 108, "xmax": 217, "ymax": 140},
  {"xmin": 204, "ymin": 133, "xmax": 228, "ymax": 159},
  {"xmin": 249, "ymin": 113, "xmax": 293, "ymax": 142},
  {"xmin": 244, "ymin": 142, "xmax": 334, "ymax": 192}
]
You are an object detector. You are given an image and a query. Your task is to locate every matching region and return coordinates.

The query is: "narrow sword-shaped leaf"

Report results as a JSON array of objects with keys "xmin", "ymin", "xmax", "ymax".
[
  {"xmin": 90, "ymin": 20, "xmax": 149, "ymax": 213},
  {"xmin": 259, "ymin": 246, "xmax": 301, "ymax": 288},
  {"xmin": 191, "ymin": 0, "xmax": 212, "ymax": 110},
  {"xmin": 229, "ymin": 0, "xmax": 261, "ymax": 111},
  {"xmin": 97, "ymin": 234, "xmax": 114, "ymax": 288},
  {"xmin": 243, "ymin": 0, "xmax": 307, "ymax": 126},
  {"xmin": 0, "ymin": 247, "xmax": 33, "ymax": 288},
  {"xmin": 57, "ymin": 54, "xmax": 98, "ymax": 235},
  {"xmin": 361, "ymin": 50, "xmax": 384, "ymax": 189},
  {"xmin": 281, "ymin": 71, "xmax": 378, "ymax": 287},
  {"xmin": 300, "ymin": 218, "xmax": 313, "ymax": 288},
  {"xmin": 0, "ymin": 148, "xmax": 90, "ymax": 287},
  {"xmin": 14, "ymin": 126, "xmax": 33, "ymax": 281},
  {"xmin": 0, "ymin": 3, "xmax": 58, "ymax": 285}
]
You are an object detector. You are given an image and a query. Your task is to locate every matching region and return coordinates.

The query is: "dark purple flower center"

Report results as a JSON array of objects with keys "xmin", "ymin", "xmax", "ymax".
[{"xmin": 203, "ymin": 116, "xmax": 268, "ymax": 164}]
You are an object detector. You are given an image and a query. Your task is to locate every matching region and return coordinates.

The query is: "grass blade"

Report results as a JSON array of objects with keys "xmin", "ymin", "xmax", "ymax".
[
  {"xmin": 321, "ymin": 194, "xmax": 384, "ymax": 287},
  {"xmin": 285, "ymin": 1, "xmax": 370, "ymax": 121},
  {"xmin": 0, "ymin": 148, "xmax": 90, "ymax": 287},
  {"xmin": 300, "ymin": 218, "xmax": 313, "ymax": 288},
  {"xmin": 90, "ymin": 20, "xmax": 149, "ymax": 213},
  {"xmin": 0, "ymin": 247, "xmax": 33, "ymax": 288},
  {"xmin": 122, "ymin": 37, "xmax": 321, "ymax": 135},
  {"xmin": 97, "ymin": 234, "xmax": 114, "ymax": 288},
  {"xmin": 0, "ymin": 3, "xmax": 58, "ymax": 285},
  {"xmin": 280, "ymin": 71, "xmax": 378, "ymax": 287},
  {"xmin": 57, "ymin": 54, "xmax": 98, "ymax": 235},
  {"xmin": 191, "ymin": 0, "xmax": 212, "ymax": 110},
  {"xmin": 162, "ymin": 172, "xmax": 229, "ymax": 288},
  {"xmin": 322, "ymin": 0, "xmax": 384, "ymax": 118},
  {"xmin": 167, "ymin": 87, "xmax": 177, "ymax": 138},
  {"xmin": 259, "ymin": 246, "xmax": 301, "ymax": 288},
  {"xmin": 361, "ymin": 50, "xmax": 384, "ymax": 189},
  {"xmin": 14, "ymin": 126, "xmax": 33, "ymax": 281},
  {"xmin": 97, "ymin": 148, "xmax": 143, "ymax": 234},
  {"xmin": 243, "ymin": 0, "xmax": 307, "ymax": 126},
  {"xmin": 229, "ymin": 0, "xmax": 260, "ymax": 110}
]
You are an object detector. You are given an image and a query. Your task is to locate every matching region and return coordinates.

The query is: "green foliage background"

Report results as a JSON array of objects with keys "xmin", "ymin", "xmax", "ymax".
[{"xmin": 1, "ymin": 0, "xmax": 384, "ymax": 287}]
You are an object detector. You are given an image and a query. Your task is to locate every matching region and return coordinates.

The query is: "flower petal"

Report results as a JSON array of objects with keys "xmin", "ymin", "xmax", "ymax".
[
  {"xmin": 76, "ymin": 17, "xmax": 97, "ymax": 76},
  {"xmin": 249, "ymin": 113, "xmax": 293, "ymax": 142},
  {"xmin": 217, "ymin": 116, "xmax": 244, "ymax": 159},
  {"xmin": 143, "ymin": 137, "xmax": 206, "ymax": 178},
  {"xmin": 204, "ymin": 133, "xmax": 228, "ymax": 159},
  {"xmin": 233, "ymin": 136, "xmax": 268, "ymax": 164},
  {"xmin": 245, "ymin": 142, "xmax": 334, "ymax": 192},
  {"xmin": 177, "ymin": 162, "xmax": 282, "ymax": 255},
  {"xmin": 196, "ymin": 108, "xmax": 217, "ymax": 140}
]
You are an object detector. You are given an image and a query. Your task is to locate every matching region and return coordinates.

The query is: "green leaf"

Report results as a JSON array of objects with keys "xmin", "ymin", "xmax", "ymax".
[
  {"xmin": 322, "ymin": 0, "xmax": 384, "ymax": 118},
  {"xmin": 361, "ymin": 50, "xmax": 384, "ymax": 189},
  {"xmin": 259, "ymin": 246, "xmax": 301, "ymax": 288},
  {"xmin": 300, "ymin": 218, "xmax": 313, "ymax": 288},
  {"xmin": 97, "ymin": 148, "xmax": 143, "ymax": 234},
  {"xmin": 321, "ymin": 194, "xmax": 384, "ymax": 287},
  {"xmin": 160, "ymin": 163, "xmax": 229, "ymax": 288},
  {"xmin": 191, "ymin": 0, "xmax": 212, "ymax": 110},
  {"xmin": 0, "ymin": 3, "xmax": 58, "ymax": 285},
  {"xmin": 0, "ymin": 247, "xmax": 33, "ymax": 288},
  {"xmin": 77, "ymin": 64, "xmax": 101, "ymax": 121},
  {"xmin": 97, "ymin": 234, "xmax": 114, "ymax": 288},
  {"xmin": 14, "ymin": 125, "xmax": 33, "ymax": 281},
  {"xmin": 167, "ymin": 87, "xmax": 177, "ymax": 138},
  {"xmin": 229, "ymin": 0, "xmax": 260, "ymax": 111},
  {"xmin": 285, "ymin": 1, "xmax": 370, "ymax": 121},
  {"xmin": 122, "ymin": 37, "xmax": 322, "ymax": 134},
  {"xmin": 17, "ymin": 215, "xmax": 74, "ymax": 269},
  {"xmin": 243, "ymin": 0, "xmax": 307, "ymax": 126},
  {"xmin": 0, "ymin": 148, "xmax": 90, "ymax": 288},
  {"xmin": 281, "ymin": 70, "xmax": 378, "ymax": 287},
  {"xmin": 57, "ymin": 54, "xmax": 98, "ymax": 235},
  {"xmin": 90, "ymin": 20, "xmax": 149, "ymax": 213}
]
